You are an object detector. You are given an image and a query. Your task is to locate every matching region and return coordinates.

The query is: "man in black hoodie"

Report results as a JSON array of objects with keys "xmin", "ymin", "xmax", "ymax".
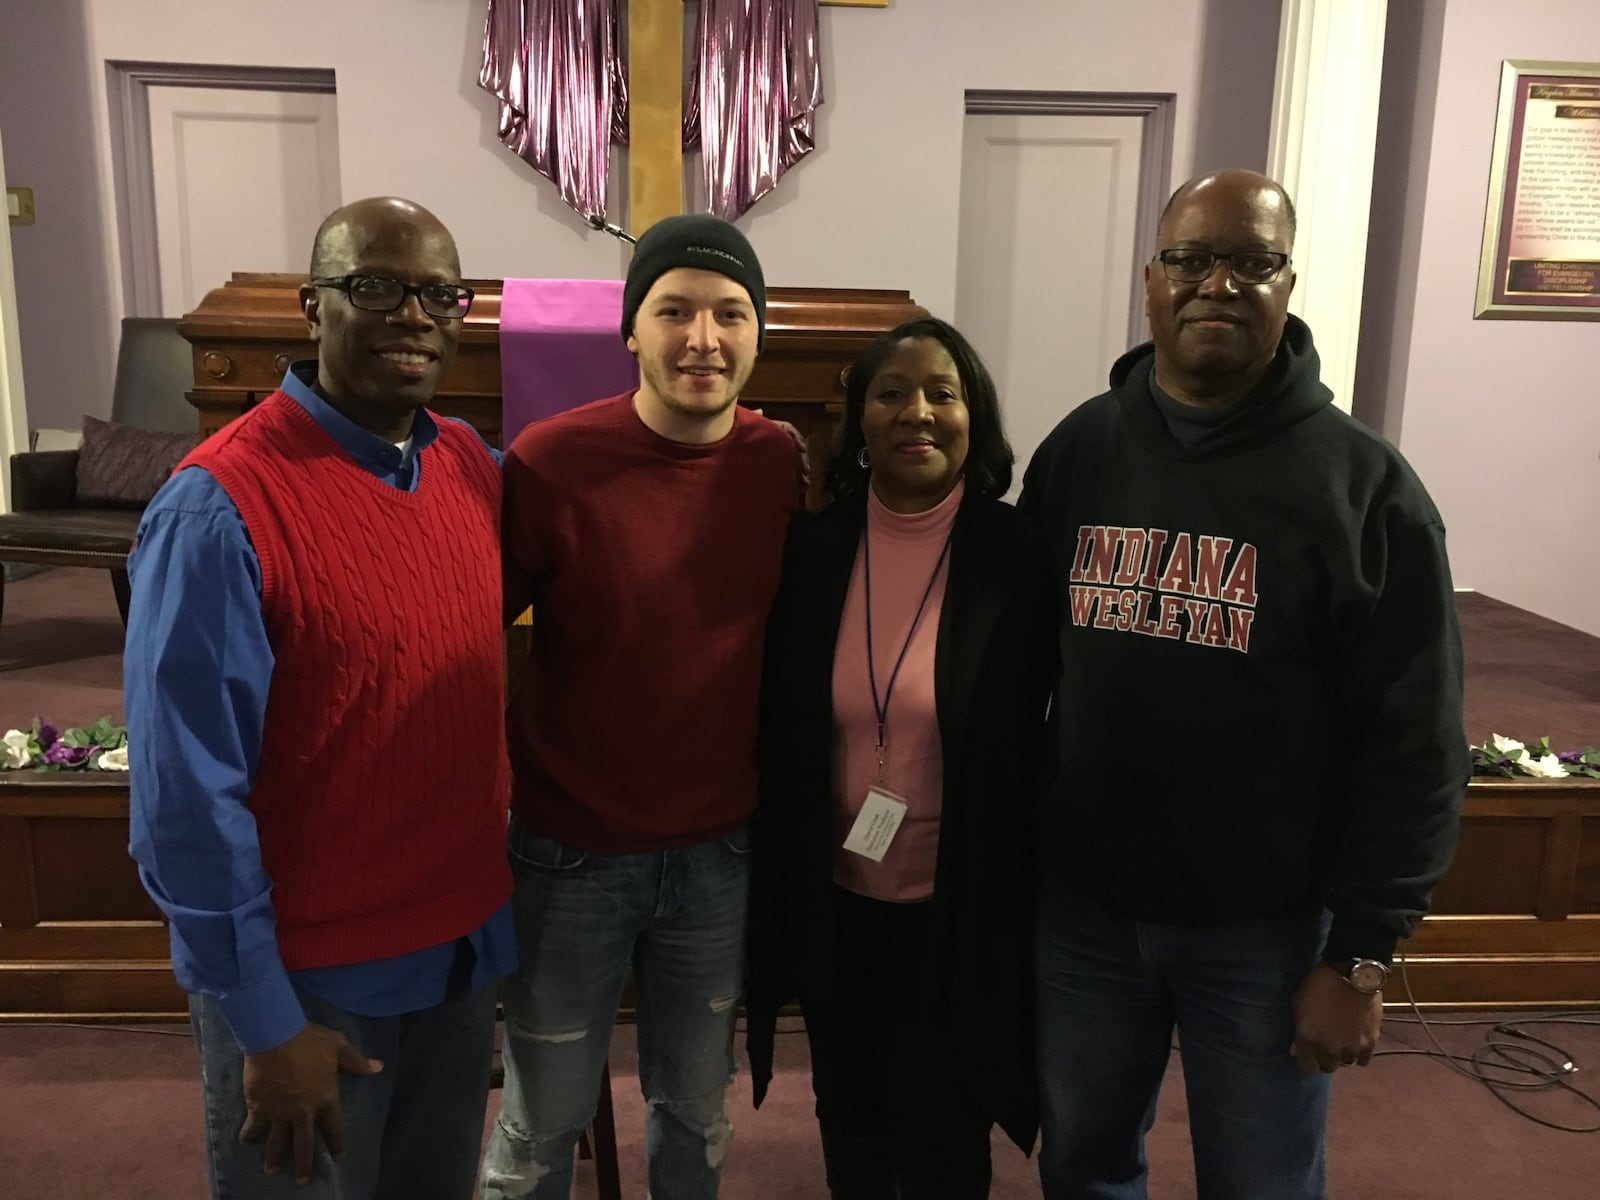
[{"xmin": 1021, "ymin": 169, "xmax": 1469, "ymax": 1199}]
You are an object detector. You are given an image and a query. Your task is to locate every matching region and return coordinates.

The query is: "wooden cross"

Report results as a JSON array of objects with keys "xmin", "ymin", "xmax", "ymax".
[{"xmin": 625, "ymin": 0, "xmax": 887, "ymax": 235}]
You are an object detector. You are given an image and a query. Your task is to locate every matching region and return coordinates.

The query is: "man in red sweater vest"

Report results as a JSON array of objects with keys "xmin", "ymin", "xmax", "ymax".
[
  {"xmin": 126, "ymin": 197, "xmax": 515, "ymax": 1199},
  {"xmin": 482, "ymin": 216, "xmax": 805, "ymax": 1199}
]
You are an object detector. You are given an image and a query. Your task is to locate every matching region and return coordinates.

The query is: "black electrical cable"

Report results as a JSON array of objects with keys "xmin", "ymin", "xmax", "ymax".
[{"xmin": 1380, "ymin": 950, "xmax": 1600, "ymax": 1133}]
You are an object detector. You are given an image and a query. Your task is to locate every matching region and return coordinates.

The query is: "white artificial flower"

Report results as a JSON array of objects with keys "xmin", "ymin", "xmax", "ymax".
[
  {"xmin": 3, "ymin": 729, "xmax": 32, "ymax": 769},
  {"xmin": 97, "ymin": 746, "xmax": 130, "ymax": 771},
  {"xmin": 1523, "ymin": 753, "xmax": 1568, "ymax": 779},
  {"xmin": 1491, "ymin": 734, "xmax": 1525, "ymax": 756}
]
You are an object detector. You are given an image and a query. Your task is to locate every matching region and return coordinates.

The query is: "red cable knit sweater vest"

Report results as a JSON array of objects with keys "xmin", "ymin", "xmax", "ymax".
[{"xmin": 180, "ymin": 391, "xmax": 512, "ymax": 971}]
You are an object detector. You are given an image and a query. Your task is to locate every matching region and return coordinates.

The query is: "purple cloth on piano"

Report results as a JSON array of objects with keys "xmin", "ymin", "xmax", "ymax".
[{"xmin": 499, "ymin": 278, "xmax": 639, "ymax": 445}]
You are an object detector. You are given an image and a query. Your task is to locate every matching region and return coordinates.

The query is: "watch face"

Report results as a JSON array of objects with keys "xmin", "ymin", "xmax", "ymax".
[{"xmin": 1349, "ymin": 961, "xmax": 1387, "ymax": 992}]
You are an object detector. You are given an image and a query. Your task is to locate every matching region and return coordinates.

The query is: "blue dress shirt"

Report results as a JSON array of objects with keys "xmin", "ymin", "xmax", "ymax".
[{"xmin": 126, "ymin": 363, "xmax": 517, "ymax": 1055}]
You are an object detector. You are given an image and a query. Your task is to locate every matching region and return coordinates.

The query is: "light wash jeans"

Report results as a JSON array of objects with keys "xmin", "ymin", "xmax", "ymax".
[
  {"xmin": 189, "ymin": 977, "xmax": 497, "ymax": 1200},
  {"xmin": 480, "ymin": 816, "xmax": 752, "ymax": 1200},
  {"xmin": 1035, "ymin": 879, "xmax": 1333, "ymax": 1200}
]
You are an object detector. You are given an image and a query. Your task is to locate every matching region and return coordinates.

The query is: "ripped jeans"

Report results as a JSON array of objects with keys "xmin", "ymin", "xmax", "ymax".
[{"xmin": 480, "ymin": 815, "xmax": 752, "ymax": 1200}]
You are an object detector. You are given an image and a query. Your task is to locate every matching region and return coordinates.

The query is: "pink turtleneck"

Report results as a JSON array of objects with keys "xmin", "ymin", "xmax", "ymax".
[{"xmin": 830, "ymin": 480, "xmax": 964, "ymax": 902}]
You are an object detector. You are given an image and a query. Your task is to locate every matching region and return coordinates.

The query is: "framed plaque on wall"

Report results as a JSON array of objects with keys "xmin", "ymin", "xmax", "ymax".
[{"xmin": 1475, "ymin": 59, "xmax": 1600, "ymax": 320}]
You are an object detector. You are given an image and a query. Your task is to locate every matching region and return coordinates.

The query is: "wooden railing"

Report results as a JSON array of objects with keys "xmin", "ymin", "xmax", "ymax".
[{"xmin": 3, "ymin": 775, "xmax": 1598, "ymax": 1020}]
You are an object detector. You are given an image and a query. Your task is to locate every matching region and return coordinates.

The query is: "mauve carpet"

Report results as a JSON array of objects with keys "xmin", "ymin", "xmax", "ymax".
[{"xmin": 3, "ymin": 1012, "xmax": 1600, "ymax": 1198}]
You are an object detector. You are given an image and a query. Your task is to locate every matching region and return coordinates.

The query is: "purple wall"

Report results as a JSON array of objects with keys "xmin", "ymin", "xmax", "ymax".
[
  {"xmin": 2, "ymin": 0, "xmax": 1228, "ymax": 437},
  {"xmin": 1356, "ymin": 0, "xmax": 1600, "ymax": 636},
  {"xmin": 0, "ymin": 0, "xmax": 117, "ymax": 433},
  {"xmin": 1189, "ymin": 0, "xmax": 1281, "ymax": 176}
]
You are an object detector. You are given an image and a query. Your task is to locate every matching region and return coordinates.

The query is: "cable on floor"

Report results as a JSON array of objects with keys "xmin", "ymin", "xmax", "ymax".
[{"xmin": 1381, "ymin": 949, "xmax": 1600, "ymax": 1133}]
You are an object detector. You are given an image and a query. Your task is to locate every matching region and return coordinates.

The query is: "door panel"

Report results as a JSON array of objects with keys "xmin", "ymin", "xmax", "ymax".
[
  {"xmin": 955, "ymin": 113, "xmax": 1145, "ymax": 496},
  {"xmin": 147, "ymin": 87, "xmax": 340, "ymax": 317}
]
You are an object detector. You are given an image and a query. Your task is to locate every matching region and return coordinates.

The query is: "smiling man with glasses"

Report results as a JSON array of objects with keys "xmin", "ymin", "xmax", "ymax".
[
  {"xmin": 126, "ymin": 196, "xmax": 515, "ymax": 1200},
  {"xmin": 1020, "ymin": 169, "xmax": 1469, "ymax": 1199}
]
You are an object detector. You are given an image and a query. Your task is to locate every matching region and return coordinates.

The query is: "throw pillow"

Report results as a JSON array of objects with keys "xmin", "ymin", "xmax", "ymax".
[{"xmin": 75, "ymin": 415, "xmax": 200, "ymax": 509}]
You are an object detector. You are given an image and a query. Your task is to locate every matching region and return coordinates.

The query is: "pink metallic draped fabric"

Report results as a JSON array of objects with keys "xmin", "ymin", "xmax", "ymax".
[
  {"xmin": 479, "ymin": 0, "xmax": 620, "ymax": 222},
  {"xmin": 696, "ymin": 0, "xmax": 822, "ymax": 221},
  {"xmin": 479, "ymin": 0, "xmax": 822, "ymax": 226}
]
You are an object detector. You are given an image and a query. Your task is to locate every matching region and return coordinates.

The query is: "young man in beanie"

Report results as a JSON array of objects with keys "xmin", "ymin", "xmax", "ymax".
[{"xmin": 482, "ymin": 214, "xmax": 806, "ymax": 1200}]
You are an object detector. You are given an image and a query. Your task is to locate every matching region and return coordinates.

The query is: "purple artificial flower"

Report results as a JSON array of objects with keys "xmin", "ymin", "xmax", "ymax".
[
  {"xmin": 36, "ymin": 720, "xmax": 59, "ymax": 748},
  {"xmin": 1557, "ymin": 751, "xmax": 1583, "ymax": 764},
  {"xmin": 43, "ymin": 742, "xmax": 93, "ymax": 767}
]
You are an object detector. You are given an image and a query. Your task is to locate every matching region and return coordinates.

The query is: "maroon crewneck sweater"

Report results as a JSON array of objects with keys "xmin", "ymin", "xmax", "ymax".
[{"xmin": 503, "ymin": 392, "xmax": 805, "ymax": 852}]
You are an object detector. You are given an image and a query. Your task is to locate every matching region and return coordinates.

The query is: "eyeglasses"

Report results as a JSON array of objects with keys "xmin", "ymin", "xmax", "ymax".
[
  {"xmin": 312, "ymin": 274, "xmax": 475, "ymax": 320},
  {"xmin": 1153, "ymin": 249, "xmax": 1290, "ymax": 285}
]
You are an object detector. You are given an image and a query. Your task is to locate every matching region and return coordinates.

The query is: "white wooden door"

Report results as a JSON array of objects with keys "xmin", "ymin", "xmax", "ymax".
[
  {"xmin": 147, "ymin": 87, "xmax": 341, "ymax": 317},
  {"xmin": 955, "ymin": 113, "xmax": 1146, "ymax": 497}
]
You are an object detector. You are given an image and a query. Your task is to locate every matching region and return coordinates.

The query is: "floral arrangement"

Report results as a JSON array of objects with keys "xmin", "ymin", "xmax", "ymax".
[
  {"xmin": 2, "ymin": 717, "xmax": 128, "ymax": 771},
  {"xmin": 1470, "ymin": 734, "xmax": 1600, "ymax": 780}
]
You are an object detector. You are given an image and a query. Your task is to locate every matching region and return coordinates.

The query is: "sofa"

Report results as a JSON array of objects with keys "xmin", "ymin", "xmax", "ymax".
[{"xmin": 0, "ymin": 318, "xmax": 199, "ymax": 630}]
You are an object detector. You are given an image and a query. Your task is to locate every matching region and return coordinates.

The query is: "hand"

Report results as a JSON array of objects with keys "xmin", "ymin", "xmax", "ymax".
[
  {"xmin": 238, "ymin": 1022, "xmax": 383, "ymax": 1184},
  {"xmin": 752, "ymin": 409, "xmax": 813, "ymax": 495},
  {"xmin": 1290, "ymin": 961, "xmax": 1383, "ymax": 1074}
]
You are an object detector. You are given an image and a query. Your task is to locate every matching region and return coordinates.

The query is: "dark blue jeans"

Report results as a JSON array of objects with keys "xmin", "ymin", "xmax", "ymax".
[
  {"xmin": 189, "ymin": 975, "xmax": 497, "ymax": 1199},
  {"xmin": 1035, "ymin": 880, "xmax": 1331, "ymax": 1200}
]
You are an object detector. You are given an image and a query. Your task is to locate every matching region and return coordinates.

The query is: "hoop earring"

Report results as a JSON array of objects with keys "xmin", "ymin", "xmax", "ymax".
[{"xmin": 857, "ymin": 447, "xmax": 870, "ymax": 470}]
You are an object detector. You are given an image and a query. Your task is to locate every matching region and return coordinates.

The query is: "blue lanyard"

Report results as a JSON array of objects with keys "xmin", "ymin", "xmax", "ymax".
[{"xmin": 862, "ymin": 523, "xmax": 953, "ymax": 783}]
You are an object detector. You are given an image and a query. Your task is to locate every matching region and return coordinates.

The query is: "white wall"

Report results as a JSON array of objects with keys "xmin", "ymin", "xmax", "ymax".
[
  {"xmin": 1, "ymin": 0, "xmax": 1224, "ymax": 430},
  {"xmin": 1357, "ymin": 0, "xmax": 1600, "ymax": 636}
]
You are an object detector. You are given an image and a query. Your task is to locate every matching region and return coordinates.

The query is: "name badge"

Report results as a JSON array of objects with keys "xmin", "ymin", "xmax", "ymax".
[{"xmin": 842, "ymin": 787, "xmax": 908, "ymax": 862}]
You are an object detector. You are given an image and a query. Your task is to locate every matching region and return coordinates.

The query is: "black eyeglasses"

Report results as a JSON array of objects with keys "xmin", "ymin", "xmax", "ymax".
[
  {"xmin": 1153, "ymin": 249, "xmax": 1290, "ymax": 285},
  {"xmin": 312, "ymin": 274, "xmax": 475, "ymax": 320}
]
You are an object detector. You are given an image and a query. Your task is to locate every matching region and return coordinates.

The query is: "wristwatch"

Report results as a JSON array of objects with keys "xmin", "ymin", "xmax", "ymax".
[{"xmin": 1339, "ymin": 958, "xmax": 1390, "ymax": 994}]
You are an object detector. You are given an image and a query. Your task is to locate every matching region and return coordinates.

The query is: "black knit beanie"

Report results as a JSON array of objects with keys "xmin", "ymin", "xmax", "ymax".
[{"xmin": 621, "ymin": 214, "xmax": 767, "ymax": 350}]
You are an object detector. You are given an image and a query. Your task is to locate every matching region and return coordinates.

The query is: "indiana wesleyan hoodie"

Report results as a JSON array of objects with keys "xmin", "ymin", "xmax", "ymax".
[{"xmin": 1020, "ymin": 315, "xmax": 1470, "ymax": 966}]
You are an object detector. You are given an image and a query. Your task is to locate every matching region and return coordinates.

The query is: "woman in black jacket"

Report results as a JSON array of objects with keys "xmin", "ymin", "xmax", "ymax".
[{"xmin": 746, "ymin": 317, "xmax": 1056, "ymax": 1198}]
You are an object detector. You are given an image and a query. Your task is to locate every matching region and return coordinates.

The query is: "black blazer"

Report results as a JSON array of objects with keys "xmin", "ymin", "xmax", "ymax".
[{"xmin": 745, "ymin": 490, "xmax": 1056, "ymax": 1153}]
